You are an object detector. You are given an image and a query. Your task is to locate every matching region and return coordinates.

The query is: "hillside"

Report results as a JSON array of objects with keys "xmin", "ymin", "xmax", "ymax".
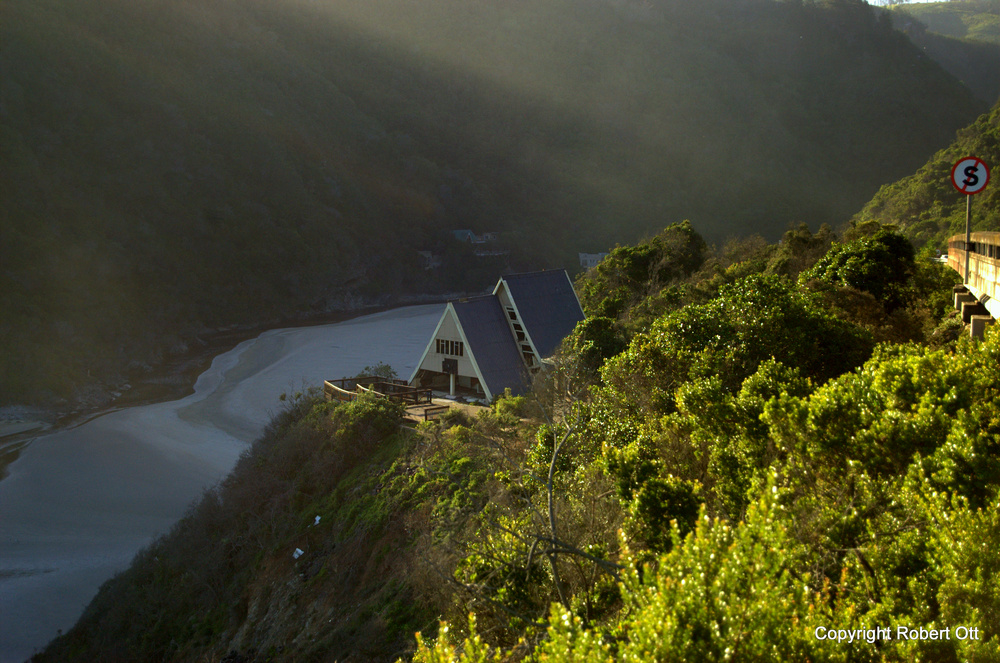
[
  {"xmin": 889, "ymin": 0, "xmax": 1000, "ymax": 103},
  {"xmin": 894, "ymin": 0, "xmax": 1000, "ymax": 44},
  {"xmin": 0, "ymin": 0, "xmax": 987, "ymax": 405},
  {"xmin": 854, "ymin": 100, "xmax": 1000, "ymax": 249},
  {"xmin": 30, "ymin": 395, "xmax": 439, "ymax": 662},
  {"xmin": 37, "ymin": 222, "xmax": 1000, "ymax": 662}
]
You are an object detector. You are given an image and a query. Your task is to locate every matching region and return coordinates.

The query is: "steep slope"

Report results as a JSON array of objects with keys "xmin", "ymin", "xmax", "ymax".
[
  {"xmin": 890, "ymin": 1, "xmax": 1000, "ymax": 103},
  {"xmin": 0, "ymin": 0, "xmax": 987, "ymax": 404},
  {"xmin": 30, "ymin": 396, "xmax": 444, "ymax": 662},
  {"xmin": 35, "ymin": 226, "xmax": 991, "ymax": 663},
  {"xmin": 854, "ymin": 101, "xmax": 1000, "ymax": 249},
  {"xmin": 894, "ymin": 0, "xmax": 1000, "ymax": 44}
]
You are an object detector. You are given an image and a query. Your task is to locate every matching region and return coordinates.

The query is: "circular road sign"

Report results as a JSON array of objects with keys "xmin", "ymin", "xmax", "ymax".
[{"xmin": 951, "ymin": 156, "xmax": 991, "ymax": 195}]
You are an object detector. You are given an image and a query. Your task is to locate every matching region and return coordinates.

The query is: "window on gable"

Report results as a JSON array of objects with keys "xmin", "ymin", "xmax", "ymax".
[{"xmin": 436, "ymin": 339, "xmax": 464, "ymax": 357}]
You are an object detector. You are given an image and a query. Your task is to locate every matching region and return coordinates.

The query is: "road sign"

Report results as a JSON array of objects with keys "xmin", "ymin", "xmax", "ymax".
[{"xmin": 951, "ymin": 156, "xmax": 990, "ymax": 195}]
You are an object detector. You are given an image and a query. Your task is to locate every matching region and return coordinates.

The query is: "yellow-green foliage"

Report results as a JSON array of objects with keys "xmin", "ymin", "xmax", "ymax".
[
  {"xmin": 575, "ymin": 221, "xmax": 707, "ymax": 323},
  {"xmin": 915, "ymin": 490, "xmax": 1000, "ymax": 662},
  {"xmin": 412, "ymin": 317, "xmax": 1000, "ymax": 662},
  {"xmin": 801, "ymin": 228, "xmax": 916, "ymax": 310},
  {"xmin": 417, "ymin": 488, "xmax": 865, "ymax": 662},
  {"xmin": 593, "ymin": 273, "xmax": 873, "ymax": 430},
  {"xmin": 411, "ymin": 617, "xmax": 502, "ymax": 663}
]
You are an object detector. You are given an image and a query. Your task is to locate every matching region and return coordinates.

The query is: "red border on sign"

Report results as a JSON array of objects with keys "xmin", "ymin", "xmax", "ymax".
[{"xmin": 951, "ymin": 156, "xmax": 991, "ymax": 195}]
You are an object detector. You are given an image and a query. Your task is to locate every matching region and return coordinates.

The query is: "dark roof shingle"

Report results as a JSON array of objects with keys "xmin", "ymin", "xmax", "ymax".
[
  {"xmin": 452, "ymin": 296, "xmax": 528, "ymax": 398},
  {"xmin": 501, "ymin": 270, "xmax": 585, "ymax": 358}
]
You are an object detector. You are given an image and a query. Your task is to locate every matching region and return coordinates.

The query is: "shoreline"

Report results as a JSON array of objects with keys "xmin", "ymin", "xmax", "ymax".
[
  {"xmin": 0, "ymin": 302, "xmax": 447, "ymax": 662},
  {"xmin": 0, "ymin": 293, "xmax": 472, "ymax": 481}
]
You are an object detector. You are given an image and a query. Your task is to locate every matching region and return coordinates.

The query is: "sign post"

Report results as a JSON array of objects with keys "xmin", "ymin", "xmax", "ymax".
[{"xmin": 951, "ymin": 157, "xmax": 991, "ymax": 284}]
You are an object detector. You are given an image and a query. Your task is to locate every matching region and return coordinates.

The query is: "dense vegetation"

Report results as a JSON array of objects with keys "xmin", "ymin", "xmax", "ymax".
[
  {"xmin": 1, "ymin": 0, "xmax": 988, "ymax": 405},
  {"xmin": 35, "ymin": 394, "xmax": 437, "ymax": 661},
  {"xmin": 409, "ymin": 224, "xmax": 996, "ymax": 662},
  {"xmin": 888, "ymin": 0, "xmax": 1000, "ymax": 104},
  {"xmin": 40, "ymin": 217, "xmax": 1000, "ymax": 662},
  {"xmin": 854, "ymin": 100, "xmax": 1000, "ymax": 250}
]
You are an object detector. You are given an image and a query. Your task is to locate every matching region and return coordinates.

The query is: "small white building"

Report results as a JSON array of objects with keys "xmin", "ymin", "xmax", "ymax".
[
  {"xmin": 579, "ymin": 252, "xmax": 609, "ymax": 269},
  {"xmin": 409, "ymin": 270, "xmax": 585, "ymax": 401}
]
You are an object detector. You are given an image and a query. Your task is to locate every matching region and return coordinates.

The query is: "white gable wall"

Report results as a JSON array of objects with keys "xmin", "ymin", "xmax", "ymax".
[
  {"xmin": 416, "ymin": 308, "xmax": 477, "ymax": 377},
  {"xmin": 410, "ymin": 305, "xmax": 491, "ymax": 398}
]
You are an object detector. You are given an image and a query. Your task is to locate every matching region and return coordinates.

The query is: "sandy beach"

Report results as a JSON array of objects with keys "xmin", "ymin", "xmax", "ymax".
[{"xmin": 0, "ymin": 304, "xmax": 443, "ymax": 662}]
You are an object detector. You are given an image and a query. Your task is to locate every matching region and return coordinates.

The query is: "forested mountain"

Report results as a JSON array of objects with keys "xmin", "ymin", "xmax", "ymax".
[
  {"xmin": 889, "ymin": 0, "xmax": 1000, "ymax": 103},
  {"xmin": 39, "ymin": 218, "xmax": 1000, "ymax": 662},
  {"xmin": 894, "ymin": 0, "xmax": 1000, "ymax": 44},
  {"xmin": 854, "ymin": 100, "xmax": 1000, "ymax": 249},
  {"xmin": 0, "ymin": 0, "xmax": 988, "ymax": 404}
]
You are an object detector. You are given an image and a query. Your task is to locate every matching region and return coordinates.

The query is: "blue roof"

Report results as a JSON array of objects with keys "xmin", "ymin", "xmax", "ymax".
[
  {"xmin": 452, "ymin": 296, "xmax": 529, "ymax": 399},
  {"xmin": 500, "ymin": 270, "xmax": 585, "ymax": 358}
]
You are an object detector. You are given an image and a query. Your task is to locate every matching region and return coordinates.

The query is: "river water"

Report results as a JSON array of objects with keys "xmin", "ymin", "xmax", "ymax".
[{"xmin": 0, "ymin": 304, "xmax": 444, "ymax": 662}]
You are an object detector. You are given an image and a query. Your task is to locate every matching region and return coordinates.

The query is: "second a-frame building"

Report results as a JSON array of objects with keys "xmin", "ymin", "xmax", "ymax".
[{"xmin": 409, "ymin": 270, "xmax": 585, "ymax": 402}]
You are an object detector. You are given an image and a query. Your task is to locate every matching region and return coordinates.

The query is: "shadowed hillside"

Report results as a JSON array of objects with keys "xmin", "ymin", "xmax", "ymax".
[
  {"xmin": 854, "ymin": 101, "xmax": 1000, "ymax": 249},
  {"xmin": 889, "ymin": 0, "xmax": 1000, "ymax": 103},
  {"xmin": 894, "ymin": 0, "xmax": 1000, "ymax": 44},
  {"xmin": 0, "ymin": 0, "xmax": 987, "ymax": 404}
]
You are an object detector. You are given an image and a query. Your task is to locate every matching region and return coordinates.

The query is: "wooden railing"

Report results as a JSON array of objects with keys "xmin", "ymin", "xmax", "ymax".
[
  {"xmin": 324, "ymin": 381, "xmax": 356, "ymax": 402},
  {"xmin": 323, "ymin": 378, "xmax": 433, "ymax": 405},
  {"xmin": 421, "ymin": 405, "xmax": 450, "ymax": 421},
  {"xmin": 326, "ymin": 376, "xmax": 408, "ymax": 391}
]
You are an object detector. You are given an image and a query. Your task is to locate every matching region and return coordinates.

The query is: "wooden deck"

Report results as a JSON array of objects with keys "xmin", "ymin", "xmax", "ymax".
[
  {"xmin": 402, "ymin": 398, "xmax": 487, "ymax": 423},
  {"xmin": 324, "ymin": 378, "xmax": 486, "ymax": 424}
]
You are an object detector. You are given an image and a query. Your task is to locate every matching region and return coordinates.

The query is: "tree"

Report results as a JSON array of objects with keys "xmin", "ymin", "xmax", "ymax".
[
  {"xmin": 354, "ymin": 361, "xmax": 399, "ymax": 380},
  {"xmin": 800, "ymin": 228, "xmax": 916, "ymax": 311},
  {"xmin": 595, "ymin": 274, "xmax": 871, "ymax": 426},
  {"xmin": 575, "ymin": 221, "xmax": 707, "ymax": 323}
]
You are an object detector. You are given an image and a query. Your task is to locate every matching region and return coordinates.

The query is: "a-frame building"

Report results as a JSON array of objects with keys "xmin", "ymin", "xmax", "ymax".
[{"xmin": 409, "ymin": 270, "xmax": 585, "ymax": 401}]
